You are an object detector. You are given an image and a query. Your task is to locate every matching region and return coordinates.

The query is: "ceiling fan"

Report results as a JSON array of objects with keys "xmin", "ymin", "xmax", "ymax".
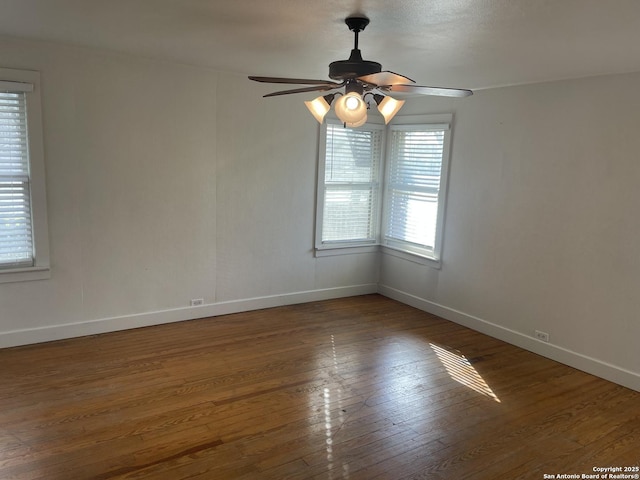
[{"xmin": 249, "ymin": 16, "xmax": 473, "ymax": 127}]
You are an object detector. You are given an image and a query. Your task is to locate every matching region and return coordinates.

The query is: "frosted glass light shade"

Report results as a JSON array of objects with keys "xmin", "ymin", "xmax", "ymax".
[
  {"xmin": 344, "ymin": 113, "xmax": 368, "ymax": 128},
  {"xmin": 377, "ymin": 96, "xmax": 405, "ymax": 124},
  {"xmin": 334, "ymin": 92, "xmax": 368, "ymax": 125},
  {"xmin": 304, "ymin": 95, "xmax": 332, "ymax": 123}
]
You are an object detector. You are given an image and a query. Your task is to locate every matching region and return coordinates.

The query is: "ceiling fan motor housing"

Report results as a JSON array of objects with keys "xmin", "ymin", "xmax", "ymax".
[{"xmin": 329, "ymin": 52, "xmax": 382, "ymax": 80}]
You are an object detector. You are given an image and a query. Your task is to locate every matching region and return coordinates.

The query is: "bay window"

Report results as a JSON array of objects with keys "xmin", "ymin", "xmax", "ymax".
[{"xmin": 316, "ymin": 114, "xmax": 452, "ymax": 266}]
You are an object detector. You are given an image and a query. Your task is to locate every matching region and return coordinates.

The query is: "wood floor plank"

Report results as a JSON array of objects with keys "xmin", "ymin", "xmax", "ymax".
[{"xmin": 1, "ymin": 294, "xmax": 639, "ymax": 479}]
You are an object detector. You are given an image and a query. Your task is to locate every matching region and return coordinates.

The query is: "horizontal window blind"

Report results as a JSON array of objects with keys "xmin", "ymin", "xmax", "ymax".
[
  {"xmin": 0, "ymin": 90, "xmax": 34, "ymax": 268},
  {"xmin": 322, "ymin": 124, "xmax": 381, "ymax": 243},
  {"xmin": 384, "ymin": 128, "xmax": 446, "ymax": 251}
]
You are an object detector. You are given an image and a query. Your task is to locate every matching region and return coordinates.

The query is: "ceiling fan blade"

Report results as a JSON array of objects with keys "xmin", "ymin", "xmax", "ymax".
[
  {"xmin": 263, "ymin": 84, "xmax": 341, "ymax": 97},
  {"xmin": 386, "ymin": 84, "xmax": 473, "ymax": 97},
  {"xmin": 249, "ymin": 76, "xmax": 342, "ymax": 86},
  {"xmin": 357, "ymin": 71, "xmax": 415, "ymax": 86}
]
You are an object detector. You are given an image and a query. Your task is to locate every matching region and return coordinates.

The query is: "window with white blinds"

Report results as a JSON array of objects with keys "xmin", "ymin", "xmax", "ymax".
[
  {"xmin": 0, "ymin": 68, "xmax": 49, "ymax": 282},
  {"xmin": 0, "ymin": 90, "xmax": 33, "ymax": 268},
  {"xmin": 383, "ymin": 124, "xmax": 450, "ymax": 258},
  {"xmin": 318, "ymin": 123, "xmax": 383, "ymax": 245},
  {"xmin": 315, "ymin": 114, "xmax": 451, "ymax": 265}
]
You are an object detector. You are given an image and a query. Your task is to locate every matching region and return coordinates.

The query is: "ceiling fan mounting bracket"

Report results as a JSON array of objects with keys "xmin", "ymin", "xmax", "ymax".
[{"xmin": 345, "ymin": 16, "xmax": 370, "ymax": 33}]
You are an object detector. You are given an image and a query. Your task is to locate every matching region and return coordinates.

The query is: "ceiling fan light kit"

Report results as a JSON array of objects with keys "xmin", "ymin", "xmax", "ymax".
[
  {"xmin": 249, "ymin": 15, "xmax": 472, "ymax": 128},
  {"xmin": 334, "ymin": 95, "xmax": 368, "ymax": 127},
  {"xmin": 331, "ymin": 79, "xmax": 367, "ymax": 126},
  {"xmin": 303, "ymin": 94, "xmax": 334, "ymax": 123},
  {"xmin": 373, "ymin": 94, "xmax": 405, "ymax": 125}
]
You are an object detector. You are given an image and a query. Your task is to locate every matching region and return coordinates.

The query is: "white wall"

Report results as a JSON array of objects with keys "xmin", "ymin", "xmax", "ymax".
[
  {"xmin": 214, "ymin": 79, "xmax": 378, "ymax": 301},
  {"xmin": 379, "ymin": 72, "xmax": 640, "ymax": 390},
  {"xmin": 1, "ymin": 34, "xmax": 638, "ymax": 391},
  {"xmin": 0, "ymin": 36, "xmax": 378, "ymax": 346}
]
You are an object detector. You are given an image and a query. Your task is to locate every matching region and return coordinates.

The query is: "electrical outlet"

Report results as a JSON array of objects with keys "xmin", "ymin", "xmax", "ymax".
[
  {"xmin": 190, "ymin": 298, "xmax": 204, "ymax": 307},
  {"xmin": 535, "ymin": 330, "xmax": 550, "ymax": 343}
]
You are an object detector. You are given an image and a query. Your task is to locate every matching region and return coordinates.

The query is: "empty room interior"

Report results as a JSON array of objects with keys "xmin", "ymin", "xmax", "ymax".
[{"xmin": 1, "ymin": 1, "xmax": 640, "ymax": 479}]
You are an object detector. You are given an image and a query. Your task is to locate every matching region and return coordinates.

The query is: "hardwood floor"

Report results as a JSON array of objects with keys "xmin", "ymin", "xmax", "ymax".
[{"xmin": 1, "ymin": 294, "xmax": 638, "ymax": 479}]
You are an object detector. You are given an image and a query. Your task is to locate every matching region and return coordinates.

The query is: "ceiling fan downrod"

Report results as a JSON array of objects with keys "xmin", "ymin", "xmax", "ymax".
[
  {"xmin": 346, "ymin": 16, "xmax": 369, "ymax": 50},
  {"xmin": 329, "ymin": 16, "xmax": 381, "ymax": 81}
]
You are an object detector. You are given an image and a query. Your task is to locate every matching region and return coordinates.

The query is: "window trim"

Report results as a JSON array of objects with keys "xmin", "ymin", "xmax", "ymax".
[
  {"xmin": 315, "ymin": 113, "xmax": 452, "ymax": 268},
  {"xmin": 0, "ymin": 67, "xmax": 50, "ymax": 283},
  {"xmin": 381, "ymin": 114, "xmax": 452, "ymax": 268},
  {"xmin": 314, "ymin": 119, "xmax": 385, "ymax": 254}
]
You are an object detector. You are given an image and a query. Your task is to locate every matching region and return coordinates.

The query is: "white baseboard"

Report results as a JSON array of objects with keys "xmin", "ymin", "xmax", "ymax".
[
  {"xmin": 0, "ymin": 284, "xmax": 378, "ymax": 349},
  {"xmin": 378, "ymin": 284, "xmax": 640, "ymax": 393},
  {"xmin": 5, "ymin": 281, "xmax": 639, "ymax": 393}
]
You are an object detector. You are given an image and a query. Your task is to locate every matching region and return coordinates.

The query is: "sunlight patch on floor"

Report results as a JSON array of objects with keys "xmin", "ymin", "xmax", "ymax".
[
  {"xmin": 430, "ymin": 343, "xmax": 501, "ymax": 403},
  {"xmin": 322, "ymin": 335, "xmax": 350, "ymax": 479}
]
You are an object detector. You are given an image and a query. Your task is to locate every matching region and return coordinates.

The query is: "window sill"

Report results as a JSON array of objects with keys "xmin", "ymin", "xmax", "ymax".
[
  {"xmin": 315, "ymin": 244, "xmax": 379, "ymax": 257},
  {"xmin": 0, "ymin": 265, "xmax": 50, "ymax": 284},
  {"xmin": 315, "ymin": 243, "xmax": 441, "ymax": 269},
  {"xmin": 381, "ymin": 246, "xmax": 441, "ymax": 269}
]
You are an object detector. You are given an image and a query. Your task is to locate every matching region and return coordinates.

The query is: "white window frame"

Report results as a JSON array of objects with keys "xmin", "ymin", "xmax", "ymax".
[
  {"xmin": 315, "ymin": 113, "xmax": 452, "ymax": 268},
  {"xmin": 315, "ymin": 119, "xmax": 385, "ymax": 256},
  {"xmin": 0, "ymin": 67, "xmax": 50, "ymax": 283},
  {"xmin": 381, "ymin": 114, "xmax": 452, "ymax": 268}
]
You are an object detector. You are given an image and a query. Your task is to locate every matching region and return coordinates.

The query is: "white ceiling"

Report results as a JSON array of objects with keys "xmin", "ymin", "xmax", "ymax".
[{"xmin": 2, "ymin": 0, "xmax": 640, "ymax": 91}]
